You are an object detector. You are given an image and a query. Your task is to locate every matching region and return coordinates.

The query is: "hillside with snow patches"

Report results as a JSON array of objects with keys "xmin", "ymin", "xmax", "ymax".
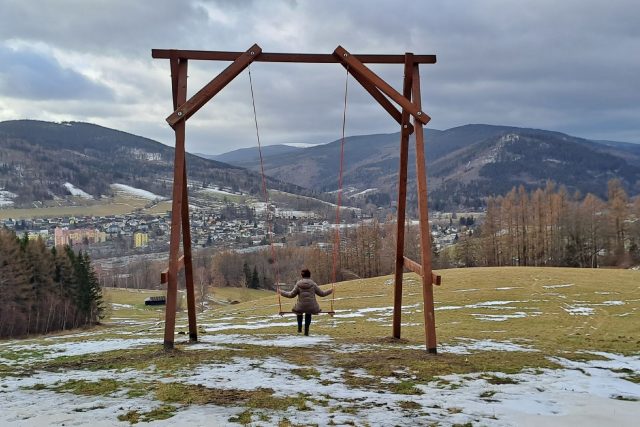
[
  {"xmin": 1, "ymin": 267, "xmax": 638, "ymax": 426},
  {"xmin": 0, "ymin": 120, "xmax": 313, "ymax": 209},
  {"xmin": 219, "ymin": 124, "xmax": 640, "ymax": 208}
]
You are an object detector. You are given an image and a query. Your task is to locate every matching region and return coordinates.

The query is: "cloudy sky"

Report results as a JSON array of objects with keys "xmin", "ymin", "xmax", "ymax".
[{"xmin": 0, "ymin": 0, "xmax": 638, "ymax": 154}]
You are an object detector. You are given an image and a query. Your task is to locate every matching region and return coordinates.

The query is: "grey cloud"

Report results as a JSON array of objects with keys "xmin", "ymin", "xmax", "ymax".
[
  {"xmin": 0, "ymin": 0, "xmax": 639, "ymax": 153},
  {"xmin": 0, "ymin": 45, "xmax": 113, "ymax": 100}
]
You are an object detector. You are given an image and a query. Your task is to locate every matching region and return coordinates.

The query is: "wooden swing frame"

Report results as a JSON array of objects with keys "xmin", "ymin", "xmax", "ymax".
[{"xmin": 153, "ymin": 44, "xmax": 442, "ymax": 353}]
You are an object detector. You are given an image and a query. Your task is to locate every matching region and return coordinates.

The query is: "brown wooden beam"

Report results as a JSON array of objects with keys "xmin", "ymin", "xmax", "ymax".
[
  {"xmin": 413, "ymin": 64, "xmax": 437, "ymax": 354},
  {"xmin": 334, "ymin": 46, "xmax": 430, "ymax": 125},
  {"xmin": 392, "ymin": 53, "xmax": 414, "ymax": 340},
  {"xmin": 181, "ymin": 159, "xmax": 197, "ymax": 342},
  {"xmin": 166, "ymin": 44, "xmax": 262, "ymax": 128},
  {"xmin": 164, "ymin": 59, "xmax": 188, "ymax": 351},
  {"xmin": 403, "ymin": 256, "xmax": 422, "ymax": 275},
  {"xmin": 160, "ymin": 254, "xmax": 185, "ymax": 284},
  {"xmin": 339, "ymin": 63, "xmax": 413, "ymax": 133},
  {"xmin": 402, "ymin": 257, "xmax": 441, "ymax": 285},
  {"xmin": 153, "ymin": 49, "xmax": 436, "ymax": 64}
]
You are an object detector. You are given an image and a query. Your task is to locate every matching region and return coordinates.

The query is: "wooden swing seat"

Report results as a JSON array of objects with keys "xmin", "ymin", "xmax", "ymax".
[{"xmin": 279, "ymin": 311, "xmax": 335, "ymax": 317}]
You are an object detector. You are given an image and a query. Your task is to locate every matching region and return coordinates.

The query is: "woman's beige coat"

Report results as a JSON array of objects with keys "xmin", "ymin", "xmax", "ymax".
[{"xmin": 280, "ymin": 278, "xmax": 332, "ymax": 314}]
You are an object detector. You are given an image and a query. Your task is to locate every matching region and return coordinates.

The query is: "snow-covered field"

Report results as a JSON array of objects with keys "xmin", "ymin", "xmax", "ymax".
[
  {"xmin": 63, "ymin": 183, "xmax": 93, "ymax": 199},
  {"xmin": 198, "ymin": 187, "xmax": 243, "ymax": 197},
  {"xmin": 0, "ymin": 267, "xmax": 638, "ymax": 426},
  {"xmin": 111, "ymin": 184, "xmax": 165, "ymax": 200},
  {"xmin": 0, "ymin": 190, "xmax": 17, "ymax": 206}
]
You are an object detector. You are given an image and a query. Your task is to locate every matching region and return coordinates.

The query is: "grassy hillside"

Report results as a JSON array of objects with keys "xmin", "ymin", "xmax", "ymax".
[
  {"xmin": 1, "ymin": 267, "xmax": 638, "ymax": 426},
  {"xmin": 0, "ymin": 194, "xmax": 173, "ymax": 220}
]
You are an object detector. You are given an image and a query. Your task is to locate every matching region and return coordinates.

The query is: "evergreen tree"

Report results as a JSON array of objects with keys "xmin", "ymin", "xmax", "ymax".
[
  {"xmin": 250, "ymin": 266, "xmax": 260, "ymax": 289},
  {"xmin": 242, "ymin": 261, "xmax": 251, "ymax": 287},
  {"xmin": 0, "ymin": 230, "xmax": 28, "ymax": 337}
]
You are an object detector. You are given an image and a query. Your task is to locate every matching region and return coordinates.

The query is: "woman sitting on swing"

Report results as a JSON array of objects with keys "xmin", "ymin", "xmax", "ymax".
[{"xmin": 279, "ymin": 268, "xmax": 333, "ymax": 336}]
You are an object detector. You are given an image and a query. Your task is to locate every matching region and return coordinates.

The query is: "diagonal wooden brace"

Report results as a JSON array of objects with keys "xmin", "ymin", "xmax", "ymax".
[
  {"xmin": 160, "ymin": 255, "xmax": 185, "ymax": 284},
  {"xmin": 338, "ymin": 62, "xmax": 413, "ymax": 134},
  {"xmin": 334, "ymin": 46, "xmax": 430, "ymax": 125},
  {"xmin": 166, "ymin": 43, "xmax": 262, "ymax": 127}
]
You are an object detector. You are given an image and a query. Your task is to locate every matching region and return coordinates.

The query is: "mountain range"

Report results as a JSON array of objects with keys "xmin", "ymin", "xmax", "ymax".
[
  {"xmin": 213, "ymin": 124, "xmax": 640, "ymax": 209},
  {"xmin": 0, "ymin": 120, "xmax": 310, "ymax": 208},
  {"xmin": 1, "ymin": 120, "xmax": 638, "ymax": 211}
]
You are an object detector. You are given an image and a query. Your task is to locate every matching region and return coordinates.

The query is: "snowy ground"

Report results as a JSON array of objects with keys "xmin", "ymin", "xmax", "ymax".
[
  {"xmin": 1, "ymin": 268, "xmax": 638, "ymax": 426},
  {"xmin": 63, "ymin": 183, "xmax": 93, "ymax": 199},
  {"xmin": 0, "ymin": 189, "xmax": 17, "ymax": 206},
  {"xmin": 198, "ymin": 187, "xmax": 243, "ymax": 197},
  {"xmin": 111, "ymin": 184, "xmax": 165, "ymax": 201},
  {"xmin": 1, "ymin": 332, "xmax": 638, "ymax": 426}
]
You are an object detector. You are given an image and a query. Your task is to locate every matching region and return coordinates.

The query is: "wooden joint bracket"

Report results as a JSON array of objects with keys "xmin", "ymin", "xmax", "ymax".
[
  {"xmin": 403, "ymin": 256, "xmax": 442, "ymax": 286},
  {"xmin": 166, "ymin": 43, "xmax": 262, "ymax": 127},
  {"xmin": 334, "ymin": 46, "xmax": 430, "ymax": 125},
  {"xmin": 160, "ymin": 255, "xmax": 185, "ymax": 284}
]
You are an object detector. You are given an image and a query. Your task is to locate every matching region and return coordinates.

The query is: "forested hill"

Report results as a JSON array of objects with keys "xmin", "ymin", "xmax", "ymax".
[
  {"xmin": 0, "ymin": 120, "xmax": 311, "ymax": 207},
  {"xmin": 220, "ymin": 124, "xmax": 640, "ymax": 209}
]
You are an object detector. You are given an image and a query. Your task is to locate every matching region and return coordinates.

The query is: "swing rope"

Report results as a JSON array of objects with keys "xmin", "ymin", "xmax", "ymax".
[
  {"xmin": 330, "ymin": 65, "xmax": 350, "ymax": 313},
  {"xmin": 248, "ymin": 64, "xmax": 349, "ymax": 316},
  {"xmin": 248, "ymin": 65, "xmax": 283, "ymax": 314}
]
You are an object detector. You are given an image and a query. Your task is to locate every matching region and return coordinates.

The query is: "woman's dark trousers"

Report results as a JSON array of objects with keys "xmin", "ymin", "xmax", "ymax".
[{"xmin": 296, "ymin": 313, "xmax": 312, "ymax": 335}]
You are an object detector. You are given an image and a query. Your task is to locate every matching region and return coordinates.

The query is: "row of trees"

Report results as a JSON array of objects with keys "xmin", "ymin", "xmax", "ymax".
[
  {"xmin": 460, "ymin": 180, "xmax": 640, "ymax": 268},
  {"xmin": 0, "ymin": 229, "xmax": 104, "ymax": 338},
  {"xmin": 207, "ymin": 219, "xmax": 424, "ymax": 288}
]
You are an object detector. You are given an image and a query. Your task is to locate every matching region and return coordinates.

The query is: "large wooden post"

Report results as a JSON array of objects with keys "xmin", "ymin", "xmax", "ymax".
[
  {"xmin": 164, "ymin": 58, "xmax": 189, "ymax": 350},
  {"xmin": 182, "ymin": 159, "xmax": 197, "ymax": 342},
  {"xmin": 412, "ymin": 64, "xmax": 437, "ymax": 353},
  {"xmin": 392, "ymin": 53, "xmax": 414, "ymax": 339}
]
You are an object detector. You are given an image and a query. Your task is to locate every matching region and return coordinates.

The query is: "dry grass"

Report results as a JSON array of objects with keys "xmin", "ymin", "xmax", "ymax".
[
  {"xmin": 209, "ymin": 267, "xmax": 640, "ymax": 355},
  {"xmin": 0, "ymin": 195, "xmax": 169, "ymax": 220}
]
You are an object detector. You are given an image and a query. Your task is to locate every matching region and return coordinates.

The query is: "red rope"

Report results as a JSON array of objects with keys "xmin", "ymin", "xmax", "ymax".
[
  {"xmin": 331, "ymin": 66, "xmax": 349, "ymax": 312},
  {"xmin": 248, "ymin": 66, "xmax": 282, "ymax": 314}
]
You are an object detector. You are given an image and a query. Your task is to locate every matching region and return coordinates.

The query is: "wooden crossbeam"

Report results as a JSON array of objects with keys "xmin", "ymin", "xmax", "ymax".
[
  {"xmin": 166, "ymin": 44, "xmax": 262, "ymax": 127},
  {"xmin": 403, "ymin": 256, "xmax": 422, "ymax": 275},
  {"xmin": 403, "ymin": 256, "xmax": 442, "ymax": 286},
  {"xmin": 153, "ymin": 49, "xmax": 436, "ymax": 64},
  {"xmin": 334, "ymin": 46, "xmax": 430, "ymax": 125},
  {"xmin": 160, "ymin": 255, "xmax": 184, "ymax": 284}
]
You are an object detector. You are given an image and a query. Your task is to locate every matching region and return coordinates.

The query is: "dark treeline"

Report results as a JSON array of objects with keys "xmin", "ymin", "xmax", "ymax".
[
  {"xmin": 458, "ymin": 179, "xmax": 640, "ymax": 268},
  {"xmin": 0, "ymin": 229, "xmax": 104, "ymax": 338}
]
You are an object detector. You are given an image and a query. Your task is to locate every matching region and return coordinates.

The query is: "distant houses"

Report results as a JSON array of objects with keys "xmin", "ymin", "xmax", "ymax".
[
  {"xmin": 134, "ymin": 231, "xmax": 149, "ymax": 248},
  {"xmin": 54, "ymin": 227, "xmax": 106, "ymax": 247}
]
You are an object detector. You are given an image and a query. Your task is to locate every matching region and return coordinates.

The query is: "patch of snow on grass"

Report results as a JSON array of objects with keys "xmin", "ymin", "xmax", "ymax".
[
  {"xmin": 543, "ymin": 283, "xmax": 574, "ymax": 289},
  {"xmin": 496, "ymin": 287, "xmax": 524, "ymax": 290},
  {"xmin": 471, "ymin": 312, "xmax": 530, "ymax": 321},
  {"xmin": 0, "ymin": 368, "xmax": 238, "ymax": 426},
  {"xmin": 111, "ymin": 303, "xmax": 134, "ymax": 309},
  {"xmin": 200, "ymin": 187, "xmax": 242, "ymax": 196},
  {"xmin": 63, "ymin": 182, "xmax": 92, "ymax": 199},
  {"xmin": 6, "ymin": 338, "xmax": 157, "ymax": 364},
  {"xmin": 436, "ymin": 305, "xmax": 465, "ymax": 311},
  {"xmin": 467, "ymin": 300, "xmax": 525, "ymax": 309},
  {"xmin": 0, "ymin": 190, "xmax": 17, "ymax": 206},
  {"xmin": 421, "ymin": 338, "xmax": 538, "ymax": 354},
  {"xmin": 111, "ymin": 183, "xmax": 165, "ymax": 200},
  {"xmin": 563, "ymin": 305, "xmax": 595, "ymax": 316},
  {"xmin": 197, "ymin": 333, "xmax": 331, "ymax": 348}
]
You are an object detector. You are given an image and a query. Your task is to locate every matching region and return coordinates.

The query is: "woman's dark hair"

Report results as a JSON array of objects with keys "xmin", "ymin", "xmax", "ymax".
[{"xmin": 301, "ymin": 268, "xmax": 311, "ymax": 278}]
